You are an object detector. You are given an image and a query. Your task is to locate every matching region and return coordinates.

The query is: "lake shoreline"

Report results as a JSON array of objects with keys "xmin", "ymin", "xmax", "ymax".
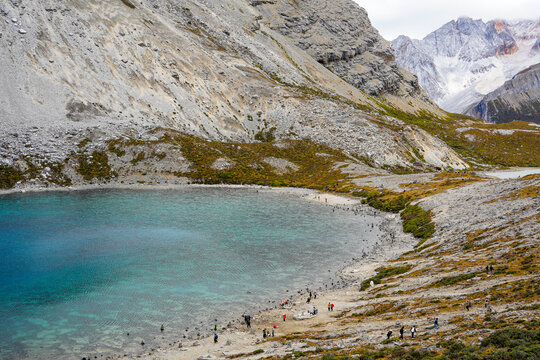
[
  {"xmin": 99, "ymin": 188, "xmax": 414, "ymax": 360},
  {"xmin": 4, "ymin": 173, "xmax": 537, "ymax": 359},
  {"xmin": 127, "ymin": 201, "xmax": 415, "ymax": 360},
  {"xmin": 0, "ymin": 183, "xmax": 417, "ymax": 360}
]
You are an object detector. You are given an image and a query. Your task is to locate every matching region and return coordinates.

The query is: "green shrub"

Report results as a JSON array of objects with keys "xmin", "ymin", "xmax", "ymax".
[
  {"xmin": 431, "ymin": 272, "xmax": 477, "ymax": 287},
  {"xmin": 0, "ymin": 165, "xmax": 24, "ymax": 189},
  {"xmin": 401, "ymin": 205, "xmax": 435, "ymax": 240},
  {"xmin": 130, "ymin": 151, "xmax": 145, "ymax": 164},
  {"xmin": 361, "ymin": 265, "xmax": 412, "ymax": 290},
  {"xmin": 77, "ymin": 151, "xmax": 115, "ymax": 181},
  {"xmin": 254, "ymin": 127, "xmax": 276, "ymax": 142},
  {"xmin": 353, "ymin": 190, "xmax": 410, "ymax": 212},
  {"xmin": 481, "ymin": 327, "xmax": 539, "ymax": 349}
]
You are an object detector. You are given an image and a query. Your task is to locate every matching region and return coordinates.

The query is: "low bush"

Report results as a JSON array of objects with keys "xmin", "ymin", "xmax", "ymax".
[
  {"xmin": 353, "ymin": 190, "xmax": 410, "ymax": 213},
  {"xmin": 401, "ymin": 205, "xmax": 435, "ymax": 240},
  {"xmin": 431, "ymin": 272, "xmax": 477, "ymax": 287},
  {"xmin": 361, "ymin": 265, "xmax": 412, "ymax": 290},
  {"xmin": 0, "ymin": 165, "xmax": 24, "ymax": 189},
  {"xmin": 77, "ymin": 151, "xmax": 116, "ymax": 181}
]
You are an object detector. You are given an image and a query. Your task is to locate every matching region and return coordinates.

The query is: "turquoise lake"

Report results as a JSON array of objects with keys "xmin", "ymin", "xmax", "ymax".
[{"xmin": 0, "ymin": 188, "xmax": 383, "ymax": 359}]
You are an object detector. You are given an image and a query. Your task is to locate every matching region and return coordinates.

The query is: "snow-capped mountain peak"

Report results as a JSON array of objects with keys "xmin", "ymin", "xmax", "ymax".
[{"xmin": 392, "ymin": 17, "xmax": 540, "ymax": 113}]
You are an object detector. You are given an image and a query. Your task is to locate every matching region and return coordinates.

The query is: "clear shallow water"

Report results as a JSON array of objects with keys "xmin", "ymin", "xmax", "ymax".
[{"xmin": 0, "ymin": 188, "xmax": 382, "ymax": 359}]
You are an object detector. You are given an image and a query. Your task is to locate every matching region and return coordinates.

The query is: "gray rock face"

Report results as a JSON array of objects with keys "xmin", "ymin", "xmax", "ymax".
[
  {"xmin": 532, "ymin": 38, "xmax": 540, "ymax": 54},
  {"xmin": 253, "ymin": 0, "xmax": 429, "ymax": 100},
  {"xmin": 392, "ymin": 17, "xmax": 540, "ymax": 113},
  {"xmin": 0, "ymin": 0, "xmax": 465, "ymax": 176},
  {"xmin": 467, "ymin": 63, "xmax": 540, "ymax": 124}
]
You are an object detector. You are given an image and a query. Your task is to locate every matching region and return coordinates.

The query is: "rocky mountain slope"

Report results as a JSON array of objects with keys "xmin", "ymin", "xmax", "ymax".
[
  {"xmin": 0, "ymin": 0, "xmax": 466, "ymax": 183},
  {"xmin": 467, "ymin": 63, "xmax": 540, "ymax": 123},
  {"xmin": 392, "ymin": 17, "xmax": 540, "ymax": 114},
  {"xmin": 0, "ymin": 1, "xmax": 539, "ymax": 191}
]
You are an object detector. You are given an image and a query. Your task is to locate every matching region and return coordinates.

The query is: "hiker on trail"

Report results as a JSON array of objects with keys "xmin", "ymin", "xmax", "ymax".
[
  {"xmin": 387, "ymin": 330, "xmax": 392, "ymax": 339},
  {"xmin": 263, "ymin": 329, "xmax": 267, "ymax": 339},
  {"xmin": 399, "ymin": 326, "xmax": 404, "ymax": 339},
  {"xmin": 160, "ymin": 324, "xmax": 164, "ymax": 332},
  {"xmin": 331, "ymin": 303, "xmax": 334, "ymax": 311},
  {"xmin": 411, "ymin": 326, "xmax": 416, "ymax": 339},
  {"xmin": 485, "ymin": 265, "xmax": 489, "ymax": 274},
  {"xmin": 434, "ymin": 318, "xmax": 439, "ymax": 329},
  {"xmin": 214, "ymin": 332, "xmax": 218, "ymax": 343},
  {"xmin": 283, "ymin": 314, "xmax": 286, "ymax": 322},
  {"xmin": 272, "ymin": 328, "xmax": 275, "ymax": 337},
  {"xmin": 307, "ymin": 296, "xmax": 311, "ymax": 303},
  {"xmin": 215, "ymin": 324, "xmax": 218, "ymax": 332},
  {"xmin": 490, "ymin": 265, "xmax": 494, "ymax": 274},
  {"xmin": 485, "ymin": 298, "xmax": 489, "ymax": 308},
  {"xmin": 244, "ymin": 315, "xmax": 251, "ymax": 328},
  {"xmin": 466, "ymin": 301, "xmax": 472, "ymax": 311},
  {"xmin": 328, "ymin": 302, "xmax": 331, "ymax": 311}
]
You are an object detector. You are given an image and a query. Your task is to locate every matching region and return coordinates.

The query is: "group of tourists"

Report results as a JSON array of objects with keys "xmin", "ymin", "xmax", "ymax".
[
  {"xmin": 262, "ymin": 325, "xmax": 277, "ymax": 339},
  {"xmin": 386, "ymin": 325, "xmax": 418, "ymax": 341},
  {"xmin": 387, "ymin": 317, "xmax": 441, "ymax": 341},
  {"xmin": 306, "ymin": 291, "xmax": 317, "ymax": 303}
]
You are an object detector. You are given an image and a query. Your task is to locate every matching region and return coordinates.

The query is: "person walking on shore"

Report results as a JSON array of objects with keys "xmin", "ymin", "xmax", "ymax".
[
  {"xmin": 399, "ymin": 326, "xmax": 404, "ymax": 339},
  {"xmin": 411, "ymin": 326, "xmax": 416, "ymax": 339}
]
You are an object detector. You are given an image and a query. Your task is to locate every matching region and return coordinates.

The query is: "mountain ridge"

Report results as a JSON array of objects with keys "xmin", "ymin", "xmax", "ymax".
[
  {"xmin": 467, "ymin": 62, "xmax": 540, "ymax": 123},
  {"xmin": 392, "ymin": 16, "xmax": 540, "ymax": 114}
]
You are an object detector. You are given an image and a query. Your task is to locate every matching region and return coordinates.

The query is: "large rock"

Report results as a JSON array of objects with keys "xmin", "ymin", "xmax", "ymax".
[
  {"xmin": 467, "ymin": 63, "xmax": 540, "ymax": 124},
  {"xmin": 251, "ymin": 0, "xmax": 429, "ymax": 100}
]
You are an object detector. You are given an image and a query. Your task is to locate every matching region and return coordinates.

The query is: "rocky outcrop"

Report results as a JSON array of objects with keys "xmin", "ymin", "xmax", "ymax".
[
  {"xmin": 392, "ymin": 17, "xmax": 540, "ymax": 113},
  {"xmin": 467, "ymin": 63, "xmax": 540, "ymax": 124},
  {"xmin": 251, "ymin": 0, "xmax": 429, "ymax": 100}
]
